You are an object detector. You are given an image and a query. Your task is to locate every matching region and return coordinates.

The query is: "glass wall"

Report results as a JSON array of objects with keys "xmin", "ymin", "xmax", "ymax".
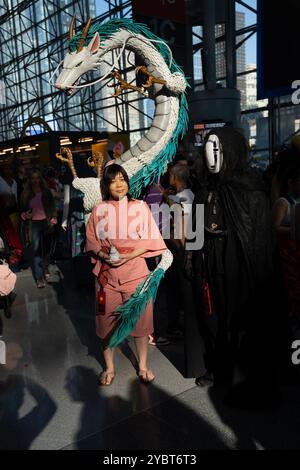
[
  {"xmin": 189, "ymin": 0, "xmax": 300, "ymax": 167},
  {"xmin": 236, "ymin": 0, "xmax": 300, "ymax": 165},
  {"xmin": 0, "ymin": 0, "xmax": 146, "ymax": 144}
]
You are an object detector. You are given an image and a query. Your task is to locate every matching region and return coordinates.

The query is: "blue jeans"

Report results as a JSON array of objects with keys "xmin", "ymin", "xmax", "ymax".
[{"xmin": 30, "ymin": 220, "xmax": 49, "ymax": 282}]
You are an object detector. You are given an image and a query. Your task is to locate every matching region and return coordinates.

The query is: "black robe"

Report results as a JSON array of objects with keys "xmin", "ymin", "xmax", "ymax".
[{"xmin": 184, "ymin": 128, "xmax": 275, "ymax": 381}]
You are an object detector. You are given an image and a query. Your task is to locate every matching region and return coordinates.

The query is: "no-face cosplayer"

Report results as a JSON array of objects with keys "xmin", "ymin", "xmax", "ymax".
[{"xmin": 186, "ymin": 127, "xmax": 275, "ymax": 386}]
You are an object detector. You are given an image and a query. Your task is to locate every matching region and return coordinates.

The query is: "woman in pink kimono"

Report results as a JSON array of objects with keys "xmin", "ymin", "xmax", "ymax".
[{"xmin": 86, "ymin": 164, "xmax": 167, "ymax": 385}]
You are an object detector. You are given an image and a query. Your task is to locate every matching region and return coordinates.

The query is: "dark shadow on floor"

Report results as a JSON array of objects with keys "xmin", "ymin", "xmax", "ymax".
[
  {"xmin": 63, "ymin": 365, "xmax": 230, "ymax": 450},
  {"xmin": 208, "ymin": 381, "xmax": 300, "ymax": 449},
  {"xmin": 0, "ymin": 374, "xmax": 57, "ymax": 450}
]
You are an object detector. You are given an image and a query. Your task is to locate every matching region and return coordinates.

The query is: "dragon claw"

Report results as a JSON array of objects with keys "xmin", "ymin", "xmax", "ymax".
[{"xmin": 107, "ymin": 66, "xmax": 166, "ymax": 98}]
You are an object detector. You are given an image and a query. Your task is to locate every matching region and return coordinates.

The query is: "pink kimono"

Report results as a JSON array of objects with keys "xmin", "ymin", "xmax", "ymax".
[{"xmin": 85, "ymin": 197, "xmax": 166, "ymax": 341}]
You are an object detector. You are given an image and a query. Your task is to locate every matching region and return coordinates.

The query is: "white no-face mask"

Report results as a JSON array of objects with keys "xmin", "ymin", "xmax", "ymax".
[{"xmin": 204, "ymin": 134, "xmax": 223, "ymax": 174}]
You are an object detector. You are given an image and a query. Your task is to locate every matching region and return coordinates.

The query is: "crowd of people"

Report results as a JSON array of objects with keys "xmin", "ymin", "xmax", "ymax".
[
  {"xmin": 0, "ymin": 163, "xmax": 64, "ymax": 288},
  {"xmin": 0, "ymin": 130, "xmax": 299, "ymax": 395},
  {"xmin": 81, "ymin": 128, "xmax": 299, "ymax": 393}
]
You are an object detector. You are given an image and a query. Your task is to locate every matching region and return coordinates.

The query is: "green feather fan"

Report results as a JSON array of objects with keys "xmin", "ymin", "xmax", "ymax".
[{"xmin": 108, "ymin": 268, "xmax": 165, "ymax": 348}]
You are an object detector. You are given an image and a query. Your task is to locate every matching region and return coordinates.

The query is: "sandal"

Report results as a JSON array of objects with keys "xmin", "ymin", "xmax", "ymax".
[
  {"xmin": 98, "ymin": 370, "xmax": 116, "ymax": 386},
  {"xmin": 138, "ymin": 369, "xmax": 155, "ymax": 384}
]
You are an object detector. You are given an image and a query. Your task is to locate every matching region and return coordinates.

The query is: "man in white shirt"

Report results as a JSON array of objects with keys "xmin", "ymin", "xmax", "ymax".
[{"xmin": 168, "ymin": 164, "xmax": 195, "ymax": 244}]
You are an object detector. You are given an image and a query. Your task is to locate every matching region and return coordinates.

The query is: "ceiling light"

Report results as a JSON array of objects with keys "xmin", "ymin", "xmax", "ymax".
[{"xmin": 18, "ymin": 144, "xmax": 31, "ymax": 148}]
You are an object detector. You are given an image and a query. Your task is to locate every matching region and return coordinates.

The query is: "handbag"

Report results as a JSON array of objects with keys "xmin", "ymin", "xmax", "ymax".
[{"xmin": 0, "ymin": 260, "xmax": 17, "ymax": 296}]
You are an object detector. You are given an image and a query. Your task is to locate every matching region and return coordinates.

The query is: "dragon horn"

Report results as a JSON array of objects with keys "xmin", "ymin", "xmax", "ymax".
[
  {"xmin": 77, "ymin": 17, "xmax": 92, "ymax": 53},
  {"xmin": 69, "ymin": 15, "xmax": 75, "ymax": 39},
  {"xmin": 96, "ymin": 152, "xmax": 104, "ymax": 178}
]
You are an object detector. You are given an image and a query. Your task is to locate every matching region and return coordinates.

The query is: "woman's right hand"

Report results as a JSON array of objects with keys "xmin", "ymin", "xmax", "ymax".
[{"xmin": 98, "ymin": 251, "xmax": 123, "ymax": 267}]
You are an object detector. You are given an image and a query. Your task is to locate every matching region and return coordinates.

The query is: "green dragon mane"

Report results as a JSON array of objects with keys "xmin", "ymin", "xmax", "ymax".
[{"xmin": 69, "ymin": 18, "xmax": 189, "ymax": 197}]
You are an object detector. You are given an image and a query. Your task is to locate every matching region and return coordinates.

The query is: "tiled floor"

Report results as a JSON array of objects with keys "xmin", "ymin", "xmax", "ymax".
[{"xmin": 0, "ymin": 261, "xmax": 300, "ymax": 450}]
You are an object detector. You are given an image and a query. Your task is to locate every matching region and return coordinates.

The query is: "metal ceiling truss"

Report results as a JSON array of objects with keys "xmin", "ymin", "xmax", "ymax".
[{"xmin": 0, "ymin": 0, "xmax": 148, "ymax": 143}]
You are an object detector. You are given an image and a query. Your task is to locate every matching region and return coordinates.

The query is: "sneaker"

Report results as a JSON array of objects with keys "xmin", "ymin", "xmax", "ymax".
[
  {"xmin": 155, "ymin": 336, "xmax": 171, "ymax": 346},
  {"xmin": 195, "ymin": 372, "xmax": 214, "ymax": 387},
  {"xmin": 148, "ymin": 334, "xmax": 170, "ymax": 346}
]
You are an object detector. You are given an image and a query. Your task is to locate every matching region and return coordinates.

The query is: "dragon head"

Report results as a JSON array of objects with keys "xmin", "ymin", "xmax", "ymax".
[{"xmin": 55, "ymin": 17, "xmax": 101, "ymax": 95}]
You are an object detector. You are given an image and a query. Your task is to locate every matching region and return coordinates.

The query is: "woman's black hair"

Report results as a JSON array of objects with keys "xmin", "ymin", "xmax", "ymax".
[{"xmin": 101, "ymin": 163, "xmax": 132, "ymax": 200}]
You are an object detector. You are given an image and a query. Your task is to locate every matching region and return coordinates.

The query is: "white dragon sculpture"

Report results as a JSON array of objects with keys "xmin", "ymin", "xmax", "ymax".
[{"xmin": 51, "ymin": 17, "xmax": 189, "ymax": 346}]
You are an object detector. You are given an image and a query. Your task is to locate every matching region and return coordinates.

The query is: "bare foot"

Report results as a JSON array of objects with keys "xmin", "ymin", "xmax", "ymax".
[
  {"xmin": 98, "ymin": 370, "xmax": 116, "ymax": 386},
  {"xmin": 138, "ymin": 369, "xmax": 155, "ymax": 384}
]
